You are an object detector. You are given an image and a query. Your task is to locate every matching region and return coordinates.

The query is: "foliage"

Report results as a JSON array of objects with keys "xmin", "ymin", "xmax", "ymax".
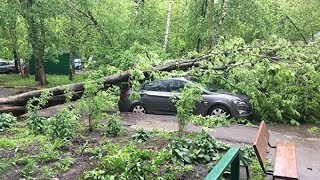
[
  {"xmin": 46, "ymin": 108, "xmax": 79, "ymax": 140},
  {"xmin": 39, "ymin": 143, "xmax": 60, "ymax": 162},
  {"xmin": 19, "ymin": 159, "xmax": 36, "ymax": 179},
  {"xmin": 105, "ymin": 114, "xmax": 123, "ymax": 137},
  {"xmin": 0, "ymin": 161, "xmax": 10, "ymax": 174},
  {"xmin": 26, "ymin": 91, "xmax": 52, "ymax": 134},
  {"xmin": 192, "ymin": 38, "xmax": 320, "ymax": 124},
  {"xmin": 191, "ymin": 115, "xmax": 232, "ymax": 128},
  {"xmin": 240, "ymin": 146, "xmax": 256, "ymax": 163},
  {"xmin": 83, "ymin": 143, "xmax": 168, "ymax": 180},
  {"xmin": 132, "ymin": 128, "xmax": 149, "ymax": 143},
  {"xmin": 0, "ymin": 113, "xmax": 16, "ymax": 132},
  {"xmin": 167, "ymin": 130, "xmax": 226, "ymax": 165},
  {"xmin": 173, "ymin": 87, "xmax": 202, "ymax": 137},
  {"xmin": 307, "ymin": 126, "xmax": 320, "ymax": 133},
  {"xmin": 54, "ymin": 156, "xmax": 74, "ymax": 173},
  {"xmin": 79, "ymin": 70, "xmax": 119, "ymax": 132}
]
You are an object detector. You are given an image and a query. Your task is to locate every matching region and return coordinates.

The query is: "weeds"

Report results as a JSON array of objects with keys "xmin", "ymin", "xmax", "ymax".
[
  {"xmin": 132, "ymin": 128, "xmax": 149, "ymax": 143},
  {"xmin": 0, "ymin": 113, "xmax": 16, "ymax": 132}
]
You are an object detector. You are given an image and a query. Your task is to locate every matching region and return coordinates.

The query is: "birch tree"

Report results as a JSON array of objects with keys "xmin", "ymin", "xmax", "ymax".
[{"xmin": 163, "ymin": 0, "xmax": 173, "ymax": 50}]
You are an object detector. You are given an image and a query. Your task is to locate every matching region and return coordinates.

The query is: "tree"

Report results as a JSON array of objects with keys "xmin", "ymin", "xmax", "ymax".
[{"xmin": 163, "ymin": 0, "xmax": 173, "ymax": 50}]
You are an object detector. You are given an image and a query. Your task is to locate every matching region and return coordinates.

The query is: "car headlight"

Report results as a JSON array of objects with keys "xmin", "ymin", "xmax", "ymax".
[{"xmin": 231, "ymin": 99, "xmax": 246, "ymax": 105}]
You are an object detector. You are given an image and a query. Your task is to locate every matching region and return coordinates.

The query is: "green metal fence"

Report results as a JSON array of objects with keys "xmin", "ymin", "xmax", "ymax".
[{"xmin": 204, "ymin": 146, "xmax": 249, "ymax": 180}]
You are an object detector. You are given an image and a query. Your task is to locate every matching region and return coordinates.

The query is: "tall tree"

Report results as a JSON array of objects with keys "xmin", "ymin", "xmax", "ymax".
[
  {"xmin": 20, "ymin": 0, "xmax": 48, "ymax": 85},
  {"xmin": 207, "ymin": 0, "xmax": 215, "ymax": 50},
  {"xmin": 163, "ymin": 0, "xmax": 173, "ymax": 50},
  {"xmin": 215, "ymin": 0, "xmax": 229, "ymax": 43}
]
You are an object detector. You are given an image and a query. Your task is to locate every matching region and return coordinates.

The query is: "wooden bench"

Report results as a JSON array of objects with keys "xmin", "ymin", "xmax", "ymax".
[{"xmin": 253, "ymin": 121, "xmax": 298, "ymax": 179}]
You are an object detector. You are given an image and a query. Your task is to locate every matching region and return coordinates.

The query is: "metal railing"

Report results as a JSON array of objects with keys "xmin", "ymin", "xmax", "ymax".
[{"xmin": 204, "ymin": 146, "xmax": 250, "ymax": 180}]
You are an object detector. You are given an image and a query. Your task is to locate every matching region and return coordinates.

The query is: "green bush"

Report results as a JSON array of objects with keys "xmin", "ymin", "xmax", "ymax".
[
  {"xmin": 0, "ymin": 113, "xmax": 16, "ymax": 132},
  {"xmin": 167, "ymin": 130, "xmax": 227, "ymax": 165},
  {"xmin": 83, "ymin": 144, "xmax": 162, "ymax": 180},
  {"xmin": 132, "ymin": 128, "xmax": 149, "ymax": 143},
  {"xmin": 27, "ymin": 114, "xmax": 47, "ymax": 135},
  {"xmin": 106, "ymin": 114, "xmax": 122, "ymax": 137},
  {"xmin": 46, "ymin": 108, "xmax": 78, "ymax": 140}
]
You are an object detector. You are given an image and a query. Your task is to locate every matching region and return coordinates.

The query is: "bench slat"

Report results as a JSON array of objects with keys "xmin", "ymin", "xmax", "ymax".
[
  {"xmin": 273, "ymin": 142, "xmax": 298, "ymax": 179},
  {"xmin": 253, "ymin": 121, "xmax": 270, "ymax": 164}
]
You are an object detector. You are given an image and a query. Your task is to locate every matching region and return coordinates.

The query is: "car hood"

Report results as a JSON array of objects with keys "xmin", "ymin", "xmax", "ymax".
[{"xmin": 208, "ymin": 90, "xmax": 249, "ymax": 101}]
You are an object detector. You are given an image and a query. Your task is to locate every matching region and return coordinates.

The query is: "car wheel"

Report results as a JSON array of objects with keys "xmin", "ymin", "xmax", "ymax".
[
  {"xmin": 209, "ymin": 105, "xmax": 231, "ymax": 118},
  {"xmin": 131, "ymin": 104, "xmax": 146, "ymax": 114}
]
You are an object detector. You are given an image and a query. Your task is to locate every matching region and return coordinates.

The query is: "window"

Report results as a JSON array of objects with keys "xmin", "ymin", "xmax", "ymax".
[
  {"xmin": 169, "ymin": 80, "xmax": 187, "ymax": 92},
  {"xmin": 143, "ymin": 80, "xmax": 168, "ymax": 92}
]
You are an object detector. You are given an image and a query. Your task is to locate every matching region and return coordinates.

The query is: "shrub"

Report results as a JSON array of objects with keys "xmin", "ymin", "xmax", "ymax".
[
  {"xmin": 167, "ymin": 130, "xmax": 227, "ymax": 165},
  {"xmin": 106, "ymin": 114, "xmax": 122, "ymax": 137},
  {"xmin": 46, "ymin": 108, "xmax": 79, "ymax": 140},
  {"xmin": 132, "ymin": 128, "xmax": 149, "ymax": 143},
  {"xmin": 27, "ymin": 114, "xmax": 47, "ymax": 135},
  {"xmin": 83, "ymin": 144, "xmax": 160, "ymax": 180},
  {"xmin": 0, "ymin": 113, "xmax": 16, "ymax": 132}
]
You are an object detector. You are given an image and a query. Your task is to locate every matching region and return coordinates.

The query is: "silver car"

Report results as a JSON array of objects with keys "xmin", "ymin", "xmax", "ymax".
[
  {"xmin": 0, "ymin": 60, "xmax": 17, "ymax": 74},
  {"xmin": 118, "ymin": 78, "xmax": 252, "ymax": 118}
]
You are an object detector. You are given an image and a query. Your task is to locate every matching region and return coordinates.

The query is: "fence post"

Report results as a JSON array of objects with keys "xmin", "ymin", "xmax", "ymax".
[{"xmin": 231, "ymin": 153, "xmax": 240, "ymax": 180}]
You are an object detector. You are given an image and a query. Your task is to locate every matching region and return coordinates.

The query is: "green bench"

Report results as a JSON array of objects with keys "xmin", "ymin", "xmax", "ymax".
[{"xmin": 204, "ymin": 146, "xmax": 249, "ymax": 180}]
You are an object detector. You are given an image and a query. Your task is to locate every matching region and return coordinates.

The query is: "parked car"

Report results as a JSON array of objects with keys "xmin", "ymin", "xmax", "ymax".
[
  {"xmin": 118, "ymin": 77, "xmax": 252, "ymax": 118},
  {"xmin": 74, "ymin": 59, "xmax": 83, "ymax": 70},
  {"xmin": 0, "ymin": 60, "xmax": 17, "ymax": 74}
]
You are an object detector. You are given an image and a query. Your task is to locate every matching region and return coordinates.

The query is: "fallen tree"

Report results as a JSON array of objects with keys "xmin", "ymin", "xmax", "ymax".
[{"xmin": 0, "ymin": 54, "xmax": 214, "ymax": 115}]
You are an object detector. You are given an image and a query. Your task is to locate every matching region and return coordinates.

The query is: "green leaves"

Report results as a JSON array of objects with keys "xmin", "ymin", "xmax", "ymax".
[
  {"xmin": 46, "ymin": 108, "xmax": 79, "ymax": 140},
  {"xmin": 0, "ymin": 113, "xmax": 16, "ymax": 132},
  {"xmin": 174, "ymin": 86, "xmax": 202, "ymax": 137}
]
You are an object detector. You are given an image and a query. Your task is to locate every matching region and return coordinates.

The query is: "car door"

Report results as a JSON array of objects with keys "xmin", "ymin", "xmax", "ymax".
[
  {"xmin": 140, "ymin": 80, "xmax": 173, "ymax": 113},
  {"xmin": 167, "ymin": 79, "xmax": 188, "ymax": 112}
]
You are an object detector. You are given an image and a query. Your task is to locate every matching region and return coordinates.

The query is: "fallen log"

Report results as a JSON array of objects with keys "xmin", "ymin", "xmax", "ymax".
[{"xmin": 0, "ymin": 57, "xmax": 206, "ymax": 116}]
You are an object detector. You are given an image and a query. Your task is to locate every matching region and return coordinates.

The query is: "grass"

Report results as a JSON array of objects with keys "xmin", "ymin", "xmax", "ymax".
[{"xmin": 0, "ymin": 74, "xmax": 86, "ymax": 88}]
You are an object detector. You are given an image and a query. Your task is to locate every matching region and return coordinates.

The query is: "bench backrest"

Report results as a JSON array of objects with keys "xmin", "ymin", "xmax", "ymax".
[{"xmin": 253, "ymin": 121, "xmax": 270, "ymax": 168}]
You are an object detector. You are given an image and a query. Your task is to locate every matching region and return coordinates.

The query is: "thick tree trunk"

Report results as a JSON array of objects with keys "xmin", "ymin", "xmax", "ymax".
[
  {"xmin": 25, "ymin": 0, "xmax": 48, "ymax": 85},
  {"xmin": 163, "ymin": 0, "xmax": 173, "ymax": 50}
]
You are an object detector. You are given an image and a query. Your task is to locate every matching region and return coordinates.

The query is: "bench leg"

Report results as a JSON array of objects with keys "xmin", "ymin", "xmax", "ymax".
[{"xmin": 231, "ymin": 154, "xmax": 240, "ymax": 180}]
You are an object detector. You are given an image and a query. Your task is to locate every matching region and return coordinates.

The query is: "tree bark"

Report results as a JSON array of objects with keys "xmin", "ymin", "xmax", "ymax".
[
  {"xmin": 196, "ymin": 0, "xmax": 208, "ymax": 52},
  {"xmin": 207, "ymin": 0, "xmax": 215, "ymax": 50},
  {"xmin": 215, "ymin": 0, "xmax": 229, "ymax": 44},
  {"xmin": 163, "ymin": 0, "xmax": 173, "ymax": 50},
  {"xmin": 24, "ymin": 0, "xmax": 48, "ymax": 85}
]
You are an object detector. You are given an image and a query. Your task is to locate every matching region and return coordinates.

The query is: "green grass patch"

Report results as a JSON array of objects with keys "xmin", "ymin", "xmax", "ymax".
[
  {"xmin": 0, "ymin": 74, "xmax": 86, "ymax": 88},
  {"xmin": 0, "ymin": 125, "xmax": 46, "ymax": 148}
]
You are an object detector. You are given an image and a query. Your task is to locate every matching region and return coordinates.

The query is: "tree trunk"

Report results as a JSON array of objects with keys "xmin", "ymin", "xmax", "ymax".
[
  {"xmin": 24, "ymin": 0, "xmax": 48, "ymax": 85},
  {"xmin": 163, "ymin": 0, "xmax": 173, "ymax": 51},
  {"xmin": 69, "ymin": 12, "xmax": 75, "ymax": 81},
  {"xmin": 215, "ymin": 0, "xmax": 229, "ymax": 44},
  {"xmin": 207, "ymin": 0, "xmax": 215, "ymax": 50},
  {"xmin": 196, "ymin": 0, "xmax": 208, "ymax": 52}
]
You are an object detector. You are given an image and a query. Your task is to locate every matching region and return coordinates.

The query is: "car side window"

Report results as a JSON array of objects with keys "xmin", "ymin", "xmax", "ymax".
[
  {"xmin": 0, "ymin": 62, "xmax": 6, "ymax": 66},
  {"xmin": 169, "ymin": 80, "xmax": 187, "ymax": 92},
  {"xmin": 143, "ymin": 80, "xmax": 168, "ymax": 92}
]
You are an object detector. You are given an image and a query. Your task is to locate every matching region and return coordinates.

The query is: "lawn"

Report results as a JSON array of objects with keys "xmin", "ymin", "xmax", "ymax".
[{"xmin": 0, "ymin": 74, "xmax": 86, "ymax": 88}]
